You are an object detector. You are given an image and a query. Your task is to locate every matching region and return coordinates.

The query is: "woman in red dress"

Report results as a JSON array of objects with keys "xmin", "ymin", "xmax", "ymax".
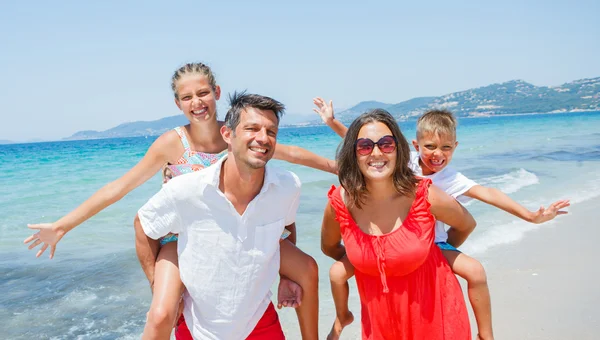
[{"xmin": 321, "ymin": 109, "xmax": 475, "ymax": 340}]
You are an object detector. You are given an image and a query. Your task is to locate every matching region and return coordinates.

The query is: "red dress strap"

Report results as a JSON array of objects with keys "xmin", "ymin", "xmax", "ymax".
[
  {"xmin": 407, "ymin": 178, "xmax": 435, "ymax": 234},
  {"xmin": 327, "ymin": 185, "xmax": 352, "ymax": 232}
]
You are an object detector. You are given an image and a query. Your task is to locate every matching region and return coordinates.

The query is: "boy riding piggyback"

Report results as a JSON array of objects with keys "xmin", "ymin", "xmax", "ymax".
[{"xmin": 313, "ymin": 98, "xmax": 570, "ymax": 340}]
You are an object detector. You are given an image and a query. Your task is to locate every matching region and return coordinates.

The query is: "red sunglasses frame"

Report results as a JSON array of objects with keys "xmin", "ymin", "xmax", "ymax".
[{"xmin": 355, "ymin": 135, "xmax": 398, "ymax": 155}]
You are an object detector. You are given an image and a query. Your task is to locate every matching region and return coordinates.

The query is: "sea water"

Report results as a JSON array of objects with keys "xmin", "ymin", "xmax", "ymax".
[{"xmin": 1, "ymin": 111, "xmax": 599, "ymax": 339}]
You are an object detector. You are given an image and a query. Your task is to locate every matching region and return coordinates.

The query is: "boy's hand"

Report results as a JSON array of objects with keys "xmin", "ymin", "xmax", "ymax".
[
  {"xmin": 277, "ymin": 276, "xmax": 303, "ymax": 309},
  {"xmin": 313, "ymin": 97, "xmax": 335, "ymax": 124},
  {"xmin": 530, "ymin": 199, "xmax": 570, "ymax": 224}
]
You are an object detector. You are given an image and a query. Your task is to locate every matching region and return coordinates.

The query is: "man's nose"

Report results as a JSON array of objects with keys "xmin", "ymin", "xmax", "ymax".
[{"xmin": 255, "ymin": 128, "xmax": 269, "ymax": 143}]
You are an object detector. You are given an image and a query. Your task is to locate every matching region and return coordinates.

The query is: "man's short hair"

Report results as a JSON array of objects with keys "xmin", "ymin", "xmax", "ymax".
[
  {"xmin": 416, "ymin": 109, "xmax": 457, "ymax": 139},
  {"xmin": 224, "ymin": 91, "xmax": 286, "ymax": 131}
]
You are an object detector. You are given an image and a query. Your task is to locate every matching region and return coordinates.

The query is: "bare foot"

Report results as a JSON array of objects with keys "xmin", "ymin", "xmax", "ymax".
[{"xmin": 327, "ymin": 311, "xmax": 354, "ymax": 340}]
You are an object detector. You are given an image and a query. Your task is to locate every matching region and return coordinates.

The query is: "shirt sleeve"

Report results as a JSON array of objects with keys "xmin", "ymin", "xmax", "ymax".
[
  {"xmin": 408, "ymin": 151, "xmax": 422, "ymax": 175},
  {"xmin": 449, "ymin": 171, "xmax": 478, "ymax": 204},
  {"xmin": 284, "ymin": 176, "xmax": 302, "ymax": 226},
  {"xmin": 137, "ymin": 185, "xmax": 183, "ymax": 239}
]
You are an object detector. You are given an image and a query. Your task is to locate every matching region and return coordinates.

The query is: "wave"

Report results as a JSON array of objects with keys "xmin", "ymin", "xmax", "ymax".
[
  {"xmin": 461, "ymin": 219, "xmax": 543, "ymax": 255},
  {"xmin": 477, "ymin": 168, "xmax": 539, "ymax": 194},
  {"xmin": 528, "ymin": 149, "xmax": 600, "ymax": 162},
  {"xmin": 462, "ymin": 175, "xmax": 600, "ymax": 255},
  {"xmin": 488, "ymin": 146, "xmax": 600, "ymax": 163},
  {"xmin": 1, "ymin": 253, "xmax": 148, "ymax": 339}
]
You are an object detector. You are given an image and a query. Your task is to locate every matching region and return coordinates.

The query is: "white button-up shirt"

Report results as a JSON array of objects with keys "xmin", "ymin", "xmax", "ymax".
[{"xmin": 138, "ymin": 155, "xmax": 301, "ymax": 340}]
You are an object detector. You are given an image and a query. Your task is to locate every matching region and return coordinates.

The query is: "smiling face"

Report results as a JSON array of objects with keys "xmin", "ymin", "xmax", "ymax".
[
  {"xmin": 222, "ymin": 107, "xmax": 278, "ymax": 170},
  {"xmin": 356, "ymin": 122, "xmax": 397, "ymax": 182},
  {"xmin": 412, "ymin": 131, "xmax": 458, "ymax": 175},
  {"xmin": 174, "ymin": 73, "xmax": 221, "ymax": 123}
]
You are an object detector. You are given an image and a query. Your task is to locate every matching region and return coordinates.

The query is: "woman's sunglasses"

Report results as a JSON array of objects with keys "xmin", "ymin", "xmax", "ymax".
[{"xmin": 355, "ymin": 135, "xmax": 397, "ymax": 155}]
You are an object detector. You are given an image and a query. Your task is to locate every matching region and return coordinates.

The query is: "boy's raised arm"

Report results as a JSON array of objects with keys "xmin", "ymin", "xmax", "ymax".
[
  {"xmin": 313, "ymin": 97, "xmax": 348, "ymax": 138},
  {"xmin": 465, "ymin": 185, "xmax": 570, "ymax": 224}
]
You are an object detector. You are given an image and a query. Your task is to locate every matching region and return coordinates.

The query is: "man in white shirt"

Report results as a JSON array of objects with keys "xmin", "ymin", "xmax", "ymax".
[{"xmin": 136, "ymin": 92, "xmax": 301, "ymax": 340}]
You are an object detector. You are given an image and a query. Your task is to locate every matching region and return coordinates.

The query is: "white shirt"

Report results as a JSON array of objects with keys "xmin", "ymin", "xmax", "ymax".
[
  {"xmin": 138, "ymin": 155, "xmax": 301, "ymax": 340},
  {"xmin": 409, "ymin": 151, "xmax": 477, "ymax": 243}
]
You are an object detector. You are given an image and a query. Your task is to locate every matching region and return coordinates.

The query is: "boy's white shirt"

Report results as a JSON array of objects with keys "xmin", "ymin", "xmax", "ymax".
[{"xmin": 408, "ymin": 151, "xmax": 477, "ymax": 243}]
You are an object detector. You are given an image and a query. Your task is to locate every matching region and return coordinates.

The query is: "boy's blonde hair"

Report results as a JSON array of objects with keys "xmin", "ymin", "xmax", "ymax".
[{"xmin": 416, "ymin": 109, "xmax": 457, "ymax": 140}]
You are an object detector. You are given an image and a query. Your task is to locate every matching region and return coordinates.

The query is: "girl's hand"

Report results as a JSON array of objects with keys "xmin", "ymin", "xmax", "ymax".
[{"xmin": 23, "ymin": 223, "xmax": 65, "ymax": 259}]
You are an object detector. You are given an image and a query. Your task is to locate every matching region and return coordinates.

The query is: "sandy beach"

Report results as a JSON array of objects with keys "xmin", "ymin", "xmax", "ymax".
[{"xmin": 477, "ymin": 198, "xmax": 600, "ymax": 339}]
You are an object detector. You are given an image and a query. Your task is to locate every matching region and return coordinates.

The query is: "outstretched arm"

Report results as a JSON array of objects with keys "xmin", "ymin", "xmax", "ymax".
[
  {"xmin": 429, "ymin": 184, "xmax": 477, "ymax": 248},
  {"xmin": 313, "ymin": 97, "xmax": 348, "ymax": 138},
  {"xmin": 23, "ymin": 133, "xmax": 177, "ymax": 258},
  {"xmin": 274, "ymin": 143, "xmax": 337, "ymax": 174},
  {"xmin": 465, "ymin": 185, "xmax": 570, "ymax": 224},
  {"xmin": 321, "ymin": 201, "xmax": 346, "ymax": 260}
]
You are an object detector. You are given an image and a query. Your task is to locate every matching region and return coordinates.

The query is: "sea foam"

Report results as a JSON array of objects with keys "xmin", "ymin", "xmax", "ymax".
[{"xmin": 477, "ymin": 168, "xmax": 539, "ymax": 194}]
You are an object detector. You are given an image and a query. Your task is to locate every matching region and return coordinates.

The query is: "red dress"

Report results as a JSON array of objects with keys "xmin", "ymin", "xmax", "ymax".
[{"xmin": 328, "ymin": 179, "xmax": 471, "ymax": 340}]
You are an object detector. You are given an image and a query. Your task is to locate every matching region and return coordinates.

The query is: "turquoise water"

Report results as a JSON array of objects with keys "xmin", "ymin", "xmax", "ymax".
[{"xmin": 1, "ymin": 111, "xmax": 599, "ymax": 339}]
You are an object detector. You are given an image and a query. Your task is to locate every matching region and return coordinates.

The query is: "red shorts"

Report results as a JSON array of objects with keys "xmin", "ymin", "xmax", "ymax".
[{"xmin": 175, "ymin": 302, "xmax": 285, "ymax": 340}]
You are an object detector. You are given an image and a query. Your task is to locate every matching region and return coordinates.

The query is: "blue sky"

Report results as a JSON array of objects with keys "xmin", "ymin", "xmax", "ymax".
[{"xmin": 1, "ymin": 0, "xmax": 599, "ymax": 141}]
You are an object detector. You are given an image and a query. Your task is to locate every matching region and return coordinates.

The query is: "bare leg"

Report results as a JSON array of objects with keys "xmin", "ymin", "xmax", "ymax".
[
  {"xmin": 279, "ymin": 239, "xmax": 319, "ymax": 340},
  {"xmin": 142, "ymin": 242, "xmax": 185, "ymax": 340},
  {"xmin": 443, "ymin": 250, "xmax": 494, "ymax": 340},
  {"xmin": 327, "ymin": 255, "xmax": 355, "ymax": 340},
  {"xmin": 134, "ymin": 214, "xmax": 160, "ymax": 286}
]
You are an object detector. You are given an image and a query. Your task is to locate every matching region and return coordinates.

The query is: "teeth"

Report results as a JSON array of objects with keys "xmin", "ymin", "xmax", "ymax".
[
  {"xmin": 369, "ymin": 161, "xmax": 385, "ymax": 167},
  {"xmin": 192, "ymin": 108, "xmax": 207, "ymax": 114},
  {"xmin": 250, "ymin": 147, "xmax": 267, "ymax": 154},
  {"xmin": 430, "ymin": 159, "xmax": 443, "ymax": 165}
]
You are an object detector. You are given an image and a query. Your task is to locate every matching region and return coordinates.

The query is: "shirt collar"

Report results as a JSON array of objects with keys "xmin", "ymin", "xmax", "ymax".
[{"xmin": 204, "ymin": 153, "xmax": 280, "ymax": 189}]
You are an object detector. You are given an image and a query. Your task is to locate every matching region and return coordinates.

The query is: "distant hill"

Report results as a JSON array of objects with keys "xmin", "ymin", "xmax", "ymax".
[
  {"xmin": 327, "ymin": 77, "xmax": 600, "ymax": 125},
  {"xmin": 64, "ymin": 112, "xmax": 313, "ymax": 140},
  {"xmin": 65, "ymin": 77, "xmax": 600, "ymax": 140},
  {"xmin": 0, "ymin": 139, "xmax": 13, "ymax": 144},
  {"xmin": 321, "ymin": 77, "xmax": 600, "ymax": 125},
  {"xmin": 66, "ymin": 115, "xmax": 189, "ymax": 140}
]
